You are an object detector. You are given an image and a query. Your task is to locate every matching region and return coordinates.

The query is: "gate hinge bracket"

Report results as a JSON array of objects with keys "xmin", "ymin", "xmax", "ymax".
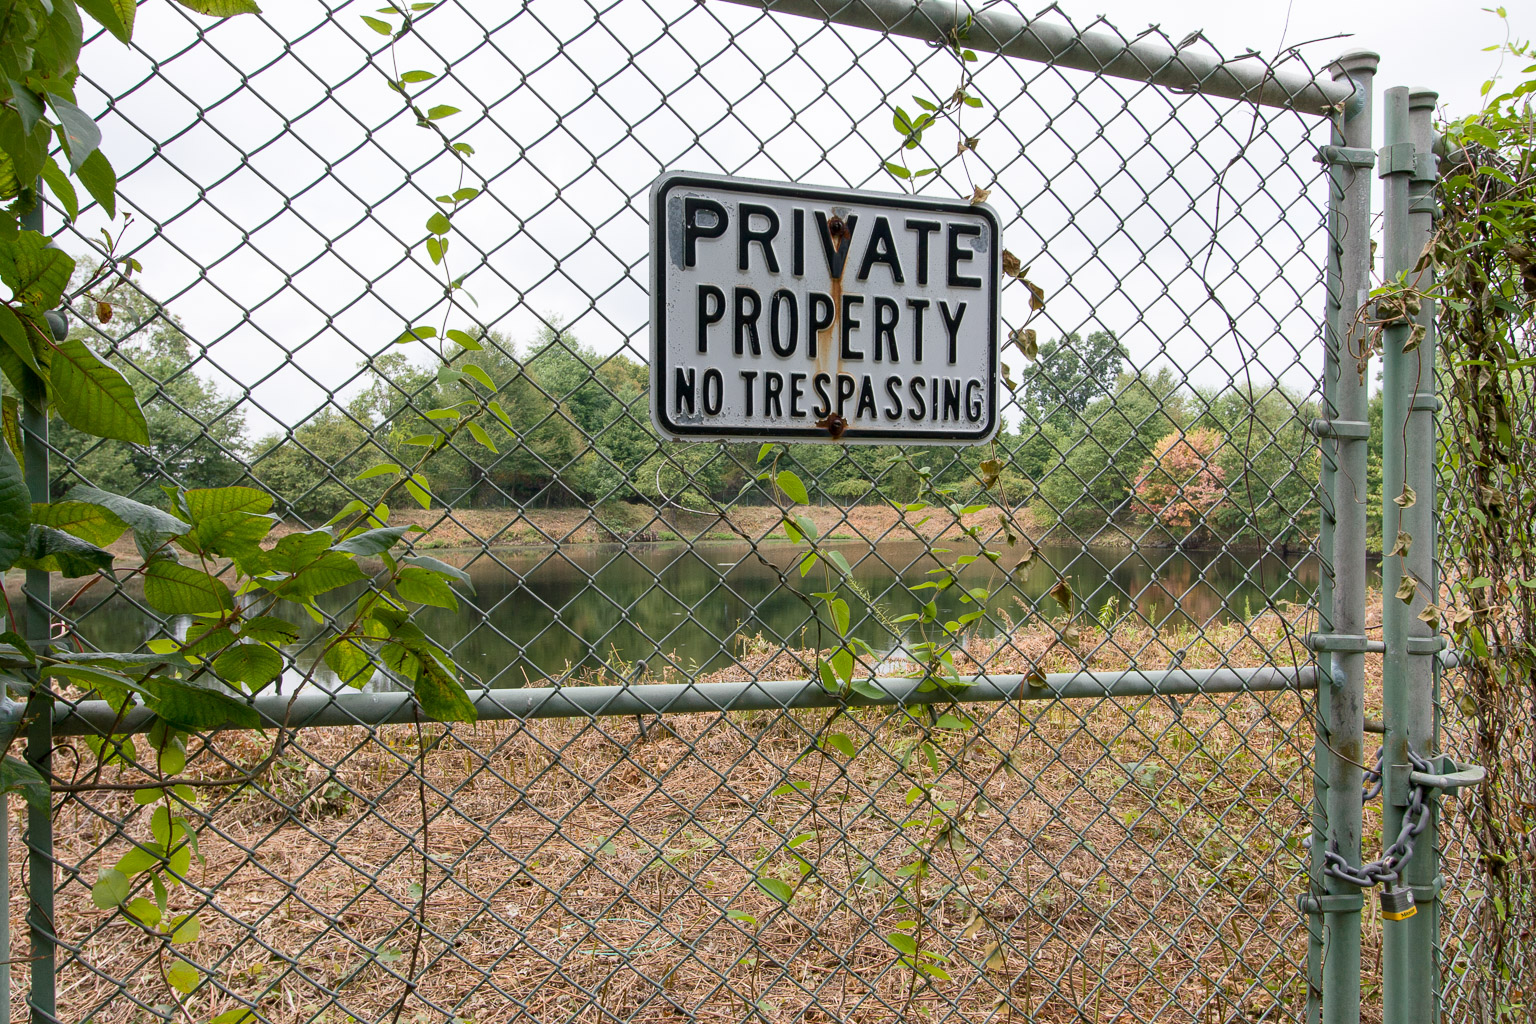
[
  {"xmin": 1378, "ymin": 142, "xmax": 1416, "ymax": 175},
  {"xmin": 1316, "ymin": 145, "xmax": 1375, "ymax": 168},
  {"xmin": 1297, "ymin": 892, "xmax": 1364, "ymax": 915}
]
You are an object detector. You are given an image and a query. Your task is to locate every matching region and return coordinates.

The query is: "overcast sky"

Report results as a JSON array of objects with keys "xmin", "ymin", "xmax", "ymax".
[{"xmin": 62, "ymin": 0, "xmax": 1521, "ymax": 439}]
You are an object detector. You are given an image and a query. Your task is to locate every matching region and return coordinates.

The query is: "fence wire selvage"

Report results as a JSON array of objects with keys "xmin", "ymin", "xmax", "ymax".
[{"xmin": 10, "ymin": 3, "xmax": 1402, "ymax": 1024}]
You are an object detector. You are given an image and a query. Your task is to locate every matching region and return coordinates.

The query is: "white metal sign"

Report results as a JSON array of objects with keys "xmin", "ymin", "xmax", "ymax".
[{"xmin": 650, "ymin": 172, "xmax": 1000, "ymax": 444}]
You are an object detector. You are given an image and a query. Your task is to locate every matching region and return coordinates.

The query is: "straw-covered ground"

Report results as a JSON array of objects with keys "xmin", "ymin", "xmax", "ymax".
[{"xmin": 15, "ymin": 605, "xmax": 1462, "ymax": 1024}]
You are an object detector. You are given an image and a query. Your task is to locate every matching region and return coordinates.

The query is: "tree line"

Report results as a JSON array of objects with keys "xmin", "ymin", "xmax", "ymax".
[{"xmin": 57, "ymin": 279, "xmax": 1377, "ymax": 550}]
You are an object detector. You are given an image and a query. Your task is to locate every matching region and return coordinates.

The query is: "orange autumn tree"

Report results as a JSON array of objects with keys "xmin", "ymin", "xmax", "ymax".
[{"xmin": 1133, "ymin": 428, "xmax": 1227, "ymax": 539}]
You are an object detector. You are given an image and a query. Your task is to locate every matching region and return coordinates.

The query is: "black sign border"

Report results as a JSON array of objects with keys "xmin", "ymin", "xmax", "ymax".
[{"xmin": 650, "ymin": 170, "xmax": 1001, "ymax": 445}]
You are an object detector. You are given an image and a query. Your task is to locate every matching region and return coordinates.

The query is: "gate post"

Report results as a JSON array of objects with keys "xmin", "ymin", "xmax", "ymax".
[
  {"xmin": 1380, "ymin": 84, "xmax": 1441, "ymax": 1024},
  {"xmin": 1311, "ymin": 48, "xmax": 1378, "ymax": 1024}
]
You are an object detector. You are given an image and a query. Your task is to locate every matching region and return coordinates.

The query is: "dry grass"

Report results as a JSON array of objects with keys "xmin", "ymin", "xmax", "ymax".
[{"xmin": 12, "ymin": 609, "xmax": 1429, "ymax": 1024}]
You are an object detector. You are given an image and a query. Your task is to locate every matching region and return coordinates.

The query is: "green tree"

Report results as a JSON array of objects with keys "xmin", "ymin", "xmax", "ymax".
[
  {"xmin": 52, "ymin": 273, "xmax": 248, "ymax": 500},
  {"xmin": 1020, "ymin": 329, "xmax": 1129, "ymax": 424}
]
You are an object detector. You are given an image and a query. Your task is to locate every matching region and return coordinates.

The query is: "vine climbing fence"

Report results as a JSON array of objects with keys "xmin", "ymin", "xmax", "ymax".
[{"xmin": 0, "ymin": 1, "xmax": 1503, "ymax": 1023}]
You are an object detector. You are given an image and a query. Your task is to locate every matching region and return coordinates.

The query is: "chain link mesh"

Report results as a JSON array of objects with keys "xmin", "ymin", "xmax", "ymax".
[{"xmin": 6, "ymin": 1, "xmax": 1370, "ymax": 1021}]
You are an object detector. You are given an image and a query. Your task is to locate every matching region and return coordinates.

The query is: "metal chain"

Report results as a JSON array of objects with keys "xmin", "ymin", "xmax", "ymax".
[
  {"xmin": 1325, "ymin": 747, "xmax": 1436, "ymax": 887},
  {"xmin": 1362, "ymin": 746, "xmax": 1384, "ymax": 803}
]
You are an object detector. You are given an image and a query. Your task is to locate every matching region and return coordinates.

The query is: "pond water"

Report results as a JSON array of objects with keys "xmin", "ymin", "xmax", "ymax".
[{"xmin": 62, "ymin": 539, "xmax": 1316, "ymax": 691}]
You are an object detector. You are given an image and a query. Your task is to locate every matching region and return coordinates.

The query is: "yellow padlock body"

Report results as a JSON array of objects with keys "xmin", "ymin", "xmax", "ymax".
[{"xmin": 1382, "ymin": 905, "xmax": 1417, "ymax": 921}]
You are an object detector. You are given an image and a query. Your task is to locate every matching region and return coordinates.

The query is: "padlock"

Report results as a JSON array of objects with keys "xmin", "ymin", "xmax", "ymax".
[{"xmin": 1380, "ymin": 885, "xmax": 1417, "ymax": 921}]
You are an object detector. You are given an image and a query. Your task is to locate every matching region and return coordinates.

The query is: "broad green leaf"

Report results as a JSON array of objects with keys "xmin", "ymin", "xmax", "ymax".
[
  {"xmin": 143, "ymin": 561, "xmax": 233, "ymax": 615},
  {"xmin": 401, "ymin": 554, "xmax": 472, "ymax": 587},
  {"xmin": 48, "ymin": 338, "xmax": 150, "ymax": 444},
  {"xmin": 142, "ymin": 676, "xmax": 259, "ymax": 731},
  {"xmin": 2, "ymin": 395, "xmax": 22, "ymax": 469},
  {"xmin": 31, "ymin": 500, "xmax": 128, "ymax": 547},
  {"xmin": 824, "ymin": 732, "xmax": 856, "ymax": 758},
  {"xmin": 238, "ymin": 616, "xmax": 299, "ymax": 644},
  {"xmin": 826, "ymin": 550, "xmax": 853, "ymax": 577},
  {"xmin": 0, "ymin": 755, "xmax": 48, "ymax": 810},
  {"xmin": 165, "ymin": 959, "xmax": 199, "ymax": 995},
  {"xmin": 831, "ymin": 646, "xmax": 854, "ymax": 685},
  {"xmin": 396, "ymin": 565, "xmax": 458, "ymax": 609},
  {"xmin": 47, "ymin": 663, "xmax": 139, "ymax": 705},
  {"xmin": 401, "ymin": 70, "xmax": 436, "ymax": 83},
  {"xmin": 13, "ymin": 525, "xmax": 113, "ymax": 576},
  {"xmin": 426, "ymin": 211, "xmax": 450, "ymax": 234},
  {"xmin": 266, "ymin": 529, "xmax": 332, "ymax": 573},
  {"xmin": 754, "ymin": 877, "xmax": 793, "ymax": 904},
  {"xmin": 76, "ymin": 0, "xmax": 135, "ymax": 42},
  {"xmin": 426, "ymin": 104, "xmax": 460, "ymax": 119},
  {"xmin": 396, "ymin": 325, "xmax": 436, "ymax": 344},
  {"xmin": 212, "ymin": 643, "xmax": 283, "ymax": 690},
  {"xmin": 332, "ymin": 524, "xmax": 411, "ymax": 556},
  {"xmin": 170, "ymin": 914, "xmax": 201, "ymax": 944},
  {"xmin": 412, "ymin": 653, "xmax": 477, "ymax": 722},
  {"xmin": 184, "ymin": 485, "xmax": 272, "ymax": 521},
  {"xmin": 271, "ymin": 552, "xmax": 366, "ymax": 601},
  {"xmin": 325, "ymin": 639, "xmax": 374, "ymax": 688},
  {"xmin": 830, "ymin": 598, "xmax": 850, "ymax": 637},
  {"xmin": 466, "ymin": 419, "xmax": 497, "ymax": 453},
  {"xmin": 66, "ymin": 486, "xmax": 187, "ymax": 544},
  {"xmin": 462, "ymin": 363, "xmax": 495, "ymax": 390},
  {"xmin": 0, "ymin": 438, "xmax": 28, "ymax": 572},
  {"xmin": 886, "ymin": 932, "xmax": 918, "ymax": 956},
  {"xmin": 404, "ymin": 474, "xmax": 432, "ymax": 509},
  {"xmin": 210, "ymin": 1009, "xmax": 259, "ymax": 1024},
  {"xmin": 72, "ymin": 148, "xmax": 117, "ymax": 219},
  {"xmin": 446, "ymin": 329, "xmax": 482, "ymax": 351},
  {"xmin": 48, "ymin": 96, "xmax": 102, "ymax": 172},
  {"xmin": 0, "ymin": 232, "xmax": 73, "ymax": 308},
  {"xmin": 360, "ymin": 14, "xmax": 392, "ymax": 34},
  {"xmin": 172, "ymin": 0, "xmax": 262, "ymax": 15},
  {"xmin": 775, "ymin": 470, "xmax": 809, "ymax": 505},
  {"xmin": 0, "ymin": 304, "xmax": 41, "ymax": 378},
  {"xmin": 356, "ymin": 462, "xmax": 400, "ymax": 481},
  {"xmin": 92, "ymin": 868, "xmax": 130, "ymax": 909},
  {"xmin": 191, "ymin": 511, "xmax": 274, "ymax": 558},
  {"xmin": 124, "ymin": 897, "xmax": 161, "ymax": 926}
]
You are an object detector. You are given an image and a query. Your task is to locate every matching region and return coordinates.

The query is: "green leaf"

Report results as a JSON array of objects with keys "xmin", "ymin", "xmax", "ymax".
[
  {"xmin": 142, "ymin": 676, "xmax": 259, "ymax": 731},
  {"xmin": 775, "ymin": 470, "xmax": 809, "ymax": 505},
  {"xmin": 426, "ymin": 104, "xmax": 460, "ymax": 120},
  {"xmin": 360, "ymin": 14, "xmax": 392, "ymax": 34},
  {"xmin": 170, "ymin": 913, "xmax": 201, "ymax": 944},
  {"xmin": 466, "ymin": 418, "xmax": 497, "ymax": 453},
  {"xmin": 209, "ymin": 1009, "xmax": 259, "ymax": 1024},
  {"xmin": 2, "ymin": 396, "xmax": 22, "ymax": 470},
  {"xmin": 67, "ymin": 486, "xmax": 188, "ymax": 544},
  {"xmin": 401, "ymin": 554, "xmax": 472, "ymax": 587},
  {"xmin": 270, "ymin": 551, "xmax": 366, "ymax": 601},
  {"xmin": 826, "ymin": 550, "xmax": 853, "ymax": 577},
  {"xmin": 0, "ymin": 437, "xmax": 28, "ymax": 572},
  {"xmin": 49, "ymin": 96, "xmax": 102, "ymax": 172},
  {"xmin": 213, "ymin": 643, "xmax": 283, "ymax": 690},
  {"xmin": 396, "ymin": 325, "xmax": 436, "ymax": 344},
  {"xmin": 184, "ymin": 485, "xmax": 272, "ymax": 521},
  {"xmin": 461, "ymin": 363, "xmax": 495, "ymax": 390},
  {"xmin": 76, "ymin": 0, "xmax": 135, "ymax": 41},
  {"xmin": 396, "ymin": 565, "xmax": 458, "ymax": 609},
  {"xmin": 401, "ymin": 70, "xmax": 436, "ymax": 83},
  {"xmin": 165, "ymin": 959, "xmax": 199, "ymax": 995},
  {"xmin": 325, "ymin": 639, "xmax": 374, "ymax": 688},
  {"xmin": 47, "ymin": 337, "xmax": 150, "ymax": 444},
  {"xmin": 1, "ymin": 755, "xmax": 48, "ymax": 810},
  {"xmin": 446, "ymin": 328, "xmax": 482, "ymax": 351},
  {"xmin": 884, "ymin": 161, "xmax": 911, "ymax": 179},
  {"xmin": 31, "ymin": 500, "xmax": 127, "ymax": 547},
  {"xmin": 823, "ymin": 732, "xmax": 856, "ymax": 758},
  {"xmin": 754, "ymin": 877, "xmax": 793, "ymax": 904},
  {"xmin": 830, "ymin": 597, "xmax": 850, "ymax": 637},
  {"xmin": 191, "ymin": 511, "xmax": 273, "ymax": 558},
  {"xmin": 831, "ymin": 646, "xmax": 854, "ymax": 685},
  {"xmin": 356, "ymin": 462, "xmax": 400, "ymax": 482},
  {"xmin": 404, "ymin": 474, "xmax": 432, "ymax": 509},
  {"xmin": 886, "ymin": 932, "xmax": 918, "ymax": 956},
  {"xmin": 144, "ymin": 561, "xmax": 233, "ymax": 615},
  {"xmin": 817, "ymin": 658, "xmax": 838, "ymax": 693},
  {"xmin": 0, "ymin": 232, "xmax": 73, "ymax": 308},
  {"xmin": 39, "ymin": 156, "xmax": 79, "ymax": 222},
  {"xmin": 238, "ymin": 616, "xmax": 300, "ymax": 644},
  {"xmin": 124, "ymin": 896, "xmax": 160, "ymax": 926},
  {"xmin": 426, "ymin": 210, "xmax": 450, "ymax": 235},
  {"xmin": 92, "ymin": 868, "xmax": 130, "ymax": 909},
  {"xmin": 173, "ymin": 0, "xmax": 262, "ymax": 14},
  {"xmin": 13, "ymin": 525, "xmax": 113, "ymax": 576},
  {"xmin": 332, "ymin": 524, "xmax": 411, "ymax": 555},
  {"xmin": 412, "ymin": 651, "xmax": 477, "ymax": 722}
]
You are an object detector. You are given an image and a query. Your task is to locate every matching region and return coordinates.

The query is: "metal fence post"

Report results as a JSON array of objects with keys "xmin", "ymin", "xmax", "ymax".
[
  {"xmin": 1380, "ymin": 84, "xmax": 1441, "ymax": 1024},
  {"xmin": 19, "ymin": 201, "xmax": 54, "ymax": 1024},
  {"xmin": 1311, "ymin": 49, "xmax": 1378, "ymax": 1024}
]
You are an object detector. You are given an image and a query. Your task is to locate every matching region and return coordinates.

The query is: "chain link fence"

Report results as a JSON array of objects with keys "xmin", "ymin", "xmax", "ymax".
[{"xmin": 0, "ymin": 1, "xmax": 1454, "ymax": 1021}]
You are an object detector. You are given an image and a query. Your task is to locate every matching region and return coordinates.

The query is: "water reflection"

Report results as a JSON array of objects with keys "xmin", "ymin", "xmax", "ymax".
[{"xmin": 60, "ymin": 541, "xmax": 1315, "ymax": 690}]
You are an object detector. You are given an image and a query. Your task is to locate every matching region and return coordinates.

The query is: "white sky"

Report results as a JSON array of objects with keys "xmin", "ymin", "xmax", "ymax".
[{"xmin": 59, "ymin": 0, "xmax": 1522, "ymax": 438}]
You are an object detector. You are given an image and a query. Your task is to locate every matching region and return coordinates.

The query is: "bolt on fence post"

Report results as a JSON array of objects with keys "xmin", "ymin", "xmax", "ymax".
[
  {"xmin": 1380, "ymin": 85, "xmax": 1441, "ymax": 1024},
  {"xmin": 18, "ymin": 198, "xmax": 53, "ymax": 1024},
  {"xmin": 1313, "ymin": 49, "xmax": 1378, "ymax": 1024}
]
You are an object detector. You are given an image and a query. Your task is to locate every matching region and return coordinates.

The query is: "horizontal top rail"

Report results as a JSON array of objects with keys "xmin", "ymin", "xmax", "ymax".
[
  {"xmin": 50, "ymin": 665, "xmax": 1315, "ymax": 736},
  {"xmin": 716, "ymin": 0, "xmax": 1353, "ymax": 116}
]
